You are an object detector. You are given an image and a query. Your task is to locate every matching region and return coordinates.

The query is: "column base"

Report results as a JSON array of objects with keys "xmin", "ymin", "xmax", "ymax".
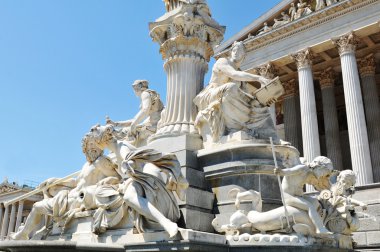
[{"xmin": 149, "ymin": 123, "xmax": 199, "ymax": 143}]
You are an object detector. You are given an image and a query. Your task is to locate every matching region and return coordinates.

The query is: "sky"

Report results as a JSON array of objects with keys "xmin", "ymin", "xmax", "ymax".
[{"xmin": 0, "ymin": 0, "xmax": 282, "ymax": 186}]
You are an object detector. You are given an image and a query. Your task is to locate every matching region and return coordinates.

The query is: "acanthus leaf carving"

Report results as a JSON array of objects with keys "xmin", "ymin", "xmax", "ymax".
[
  {"xmin": 332, "ymin": 32, "xmax": 359, "ymax": 56},
  {"xmin": 291, "ymin": 48, "xmax": 313, "ymax": 70},
  {"xmin": 358, "ymin": 54, "xmax": 376, "ymax": 77}
]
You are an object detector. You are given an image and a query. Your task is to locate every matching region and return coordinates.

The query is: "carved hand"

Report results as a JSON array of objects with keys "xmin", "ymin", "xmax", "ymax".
[
  {"xmin": 259, "ymin": 77, "xmax": 272, "ymax": 86},
  {"xmin": 105, "ymin": 116, "xmax": 115, "ymax": 125},
  {"xmin": 274, "ymin": 168, "xmax": 281, "ymax": 176},
  {"xmin": 267, "ymin": 97, "xmax": 278, "ymax": 106},
  {"xmin": 38, "ymin": 177, "xmax": 59, "ymax": 189}
]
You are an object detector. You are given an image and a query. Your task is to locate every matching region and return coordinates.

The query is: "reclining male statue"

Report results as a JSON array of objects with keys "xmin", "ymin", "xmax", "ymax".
[
  {"xmin": 11, "ymin": 124, "xmax": 188, "ymax": 240},
  {"xmin": 213, "ymin": 156, "xmax": 338, "ymax": 236},
  {"xmin": 10, "ymin": 133, "xmax": 121, "ymax": 240}
]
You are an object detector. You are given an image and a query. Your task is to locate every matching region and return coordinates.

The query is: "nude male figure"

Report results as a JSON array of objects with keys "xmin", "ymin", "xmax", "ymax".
[
  {"xmin": 274, "ymin": 156, "xmax": 334, "ymax": 236},
  {"xmin": 10, "ymin": 134, "xmax": 120, "ymax": 240}
]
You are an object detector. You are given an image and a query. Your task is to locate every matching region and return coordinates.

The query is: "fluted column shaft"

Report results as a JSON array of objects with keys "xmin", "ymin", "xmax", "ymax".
[
  {"xmin": 283, "ymin": 80, "xmax": 299, "ymax": 147},
  {"xmin": 359, "ymin": 55, "xmax": 380, "ymax": 182},
  {"xmin": 334, "ymin": 33, "xmax": 373, "ymax": 185},
  {"xmin": 292, "ymin": 49, "xmax": 321, "ymax": 163},
  {"xmin": 156, "ymin": 55, "xmax": 208, "ymax": 136},
  {"xmin": 7, "ymin": 203, "xmax": 16, "ymax": 236},
  {"xmin": 319, "ymin": 69, "xmax": 343, "ymax": 171},
  {"xmin": 15, "ymin": 201, "xmax": 24, "ymax": 232},
  {"xmin": 0, "ymin": 205, "xmax": 3, "ymax": 235},
  {"xmin": 292, "ymin": 49, "xmax": 320, "ymax": 192},
  {"xmin": 1, "ymin": 205, "xmax": 9, "ymax": 239}
]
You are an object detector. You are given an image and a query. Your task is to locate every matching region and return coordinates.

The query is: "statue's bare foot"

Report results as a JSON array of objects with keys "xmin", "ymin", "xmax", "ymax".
[
  {"xmin": 165, "ymin": 221, "xmax": 178, "ymax": 238},
  {"xmin": 9, "ymin": 232, "xmax": 29, "ymax": 240}
]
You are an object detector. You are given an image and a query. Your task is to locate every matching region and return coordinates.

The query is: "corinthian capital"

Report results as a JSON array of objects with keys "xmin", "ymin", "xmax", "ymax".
[
  {"xmin": 332, "ymin": 32, "xmax": 359, "ymax": 56},
  {"xmin": 358, "ymin": 54, "xmax": 376, "ymax": 77},
  {"xmin": 291, "ymin": 49, "xmax": 313, "ymax": 70},
  {"xmin": 318, "ymin": 68, "xmax": 335, "ymax": 89},
  {"xmin": 282, "ymin": 79, "xmax": 297, "ymax": 99}
]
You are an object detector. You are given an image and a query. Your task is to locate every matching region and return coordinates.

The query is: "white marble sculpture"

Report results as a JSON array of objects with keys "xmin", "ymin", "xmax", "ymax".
[
  {"xmin": 84, "ymin": 124, "xmax": 189, "ymax": 237},
  {"xmin": 289, "ymin": 3, "xmax": 297, "ymax": 22},
  {"xmin": 10, "ymin": 134, "xmax": 121, "ymax": 240},
  {"xmin": 316, "ymin": 0, "xmax": 326, "ymax": 11},
  {"xmin": 106, "ymin": 80, "xmax": 164, "ymax": 147},
  {"xmin": 294, "ymin": 0, "xmax": 313, "ymax": 20},
  {"xmin": 257, "ymin": 22, "xmax": 272, "ymax": 35},
  {"xmin": 273, "ymin": 12, "xmax": 291, "ymax": 28},
  {"xmin": 326, "ymin": 0, "xmax": 338, "ymax": 6},
  {"xmin": 193, "ymin": 41, "xmax": 282, "ymax": 145},
  {"xmin": 212, "ymin": 157, "xmax": 367, "ymax": 246},
  {"xmin": 10, "ymin": 124, "xmax": 189, "ymax": 240}
]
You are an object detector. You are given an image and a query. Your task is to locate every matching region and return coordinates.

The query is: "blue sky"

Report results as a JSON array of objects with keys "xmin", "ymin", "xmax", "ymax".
[{"xmin": 0, "ymin": 0, "xmax": 281, "ymax": 186}]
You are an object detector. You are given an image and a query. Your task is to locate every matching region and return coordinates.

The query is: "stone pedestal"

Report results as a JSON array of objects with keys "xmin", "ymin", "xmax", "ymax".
[
  {"xmin": 148, "ymin": 135, "xmax": 215, "ymax": 232},
  {"xmin": 198, "ymin": 141, "xmax": 300, "ymax": 226},
  {"xmin": 333, "ymin": 33, "xmax": 373, "ymax": 185}
]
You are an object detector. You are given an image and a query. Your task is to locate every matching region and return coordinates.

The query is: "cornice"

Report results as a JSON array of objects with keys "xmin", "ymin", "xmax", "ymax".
[{"xmin": 215, "ymin": 0, "xmax": 378, "ymax": 59}]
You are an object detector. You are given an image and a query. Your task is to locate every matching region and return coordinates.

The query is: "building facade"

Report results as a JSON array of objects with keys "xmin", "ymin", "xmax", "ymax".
[
  {"xmin": 215, "ymin": 0, "xmax": 380, "ymax": 249},
  {"xmin": 0, "ymin": 179, "xmax": 42, "ymax": 240}
]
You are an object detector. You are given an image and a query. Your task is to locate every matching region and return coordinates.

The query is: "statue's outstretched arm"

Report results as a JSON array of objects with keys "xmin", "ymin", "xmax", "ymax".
[
  {"xmin": 275, "ymin": 164, "xmax": 308, "ymax": 176},
  {"xmin": 217, "ymin": 60, "xmax": 270, "ymax": 84}
]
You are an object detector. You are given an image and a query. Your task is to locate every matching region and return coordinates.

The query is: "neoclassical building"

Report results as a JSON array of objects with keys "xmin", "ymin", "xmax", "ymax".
[
  {"xmin": 216, "ymin": 0, "xmax": 380, "ymax": 246},
  {"xmin": 0, "ymin": 179, "xmax": 42, "ymax": 240},
  {"xmin": 215, "ymin": 0, "xmax": 379, "ymax": 248}
]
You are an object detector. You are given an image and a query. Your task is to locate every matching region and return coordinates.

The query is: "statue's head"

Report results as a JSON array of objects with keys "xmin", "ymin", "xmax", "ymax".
[
  {"xmin": 81, "ymin": 133, "xmax": 104, "ymax": 163},
  {"xmin": 132, "ymin": 80, "xmax": 149, "ymax": 96},
  {"xmin": 86, "ymin": 124, "xmax": 115, "ymax": 150},
  {"xmin": 231, "ymin": 41, "xmax": 246, "ymax": 63},
  {"xmin": 337, "ymin": 170, "xmax": 356, "ymax": 189},
  {"xmin": 310, "ymin": 156, "xmax": 334, "ymax": 177},
  {"xmin": 309, "ymin": 156, "xmax": 334, "ymax": 191}
]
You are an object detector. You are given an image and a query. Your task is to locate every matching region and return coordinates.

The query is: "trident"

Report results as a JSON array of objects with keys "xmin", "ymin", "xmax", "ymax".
[{"xmin": 270, "ymin": 137, "xmax": 291, "ymax": 231}]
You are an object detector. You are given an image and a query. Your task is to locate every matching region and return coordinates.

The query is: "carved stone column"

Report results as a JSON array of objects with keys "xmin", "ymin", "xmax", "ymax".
[
  {"xmin": 292, "ymin": 50, "xmax": 321, "ymax": 159},
  {"xmin": 7, "ymin": 203, "xmax": 16, "ymax": 236},
  {"xmin": 0, "ymin": 204, "xmax": 3, "ymax": 236},
  {"xmin": 282, "ymin": 79, "xmax": 299, "ymax": 147},
  {"xmin": 147, "ymin": 2, "xmax": 226, "ymax": 233},
  {"xmin": 0, "ymin": 205, "xmax": 9, "ymax": 239},
  {"xmin": 318, "ymin": 68, "xmax": 343, "ymax": 171},
  {"xmin": 359, "ymin": 54, "xmax": 380, "ymax": 182},
  {"xmin": 333, "ymin": 33, "xmax": 373, "ymax": 185},
  {"xmin": 149, "ymin": 2, "xmax": 225, "ymax": 140},
  {"xmin": 15, "ymin": 201, "xmax": 24, "ymax": 232},
  {"xmin": 292, "ymin": 49, "xmax": 320, "ymax": 192},
  {"xmin": 257, "ymin": 63, "xmax": 278, "ymax": 125}
]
